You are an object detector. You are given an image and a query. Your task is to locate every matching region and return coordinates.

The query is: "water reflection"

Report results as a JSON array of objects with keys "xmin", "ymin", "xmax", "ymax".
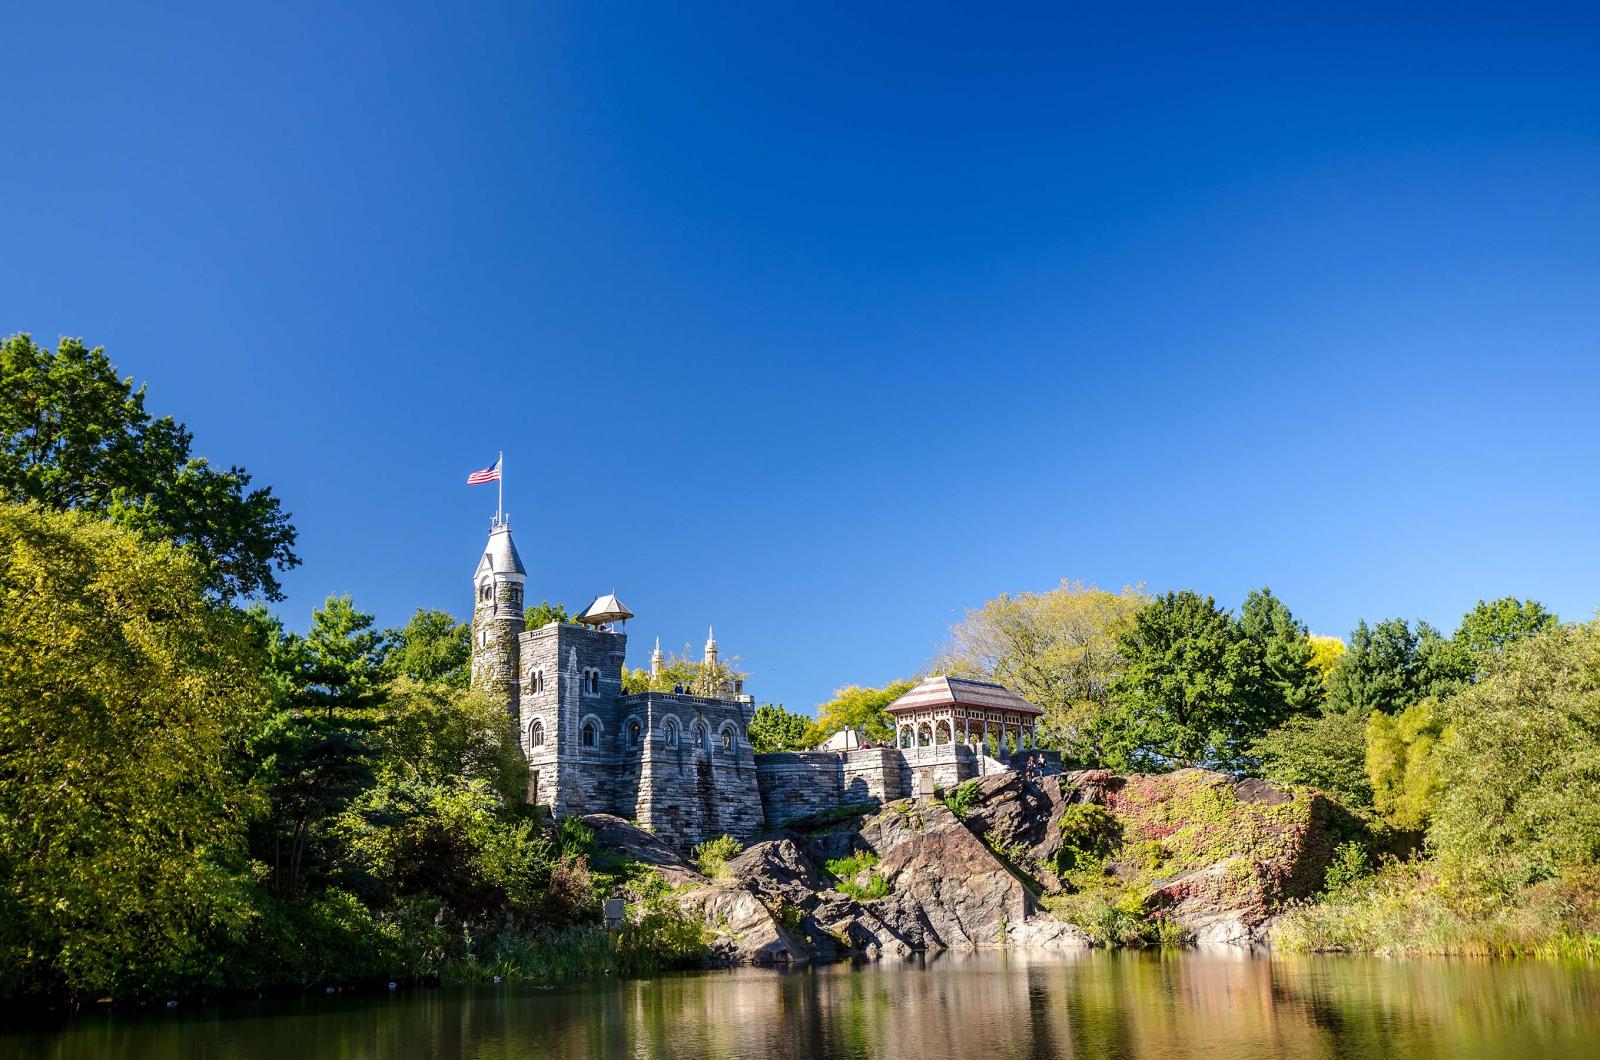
[{"xmin": 8, "ymin": 951, "xmax": 1600, "ymax": 1059}]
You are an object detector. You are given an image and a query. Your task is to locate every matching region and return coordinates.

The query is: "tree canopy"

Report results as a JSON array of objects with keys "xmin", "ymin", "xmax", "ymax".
[
  {"xmin": 0, "ymin": 334, "xmax": 299, "ymax": 600},
  {"xmin": 0, "ymin": 504, "xmax": 270, "ymax": 998},
  {"xmin": 1454, "ymin": 596, "xmax": 1559, "ymax": 661},
  {"xmin": 747, "ymin": 704, "xmax": 819, "ymax": 752},
  {"xmin": 931, "ymin": 580, "xmax": 1146, "ymax": 760},
  {"xmin": 1102, "ymin": 590, "xmax": 1277, "ymax": 771},
  {"xmin": 813, "ymin": 680, "xmax": 916, "ymax": 746}
]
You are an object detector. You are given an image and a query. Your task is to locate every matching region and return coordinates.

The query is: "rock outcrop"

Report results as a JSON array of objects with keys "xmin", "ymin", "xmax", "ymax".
[{"xmin": 583, "ymin": 767, "xmax": 1364, "ymax": 962}]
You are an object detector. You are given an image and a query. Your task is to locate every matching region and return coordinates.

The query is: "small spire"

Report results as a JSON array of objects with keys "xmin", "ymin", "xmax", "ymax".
[
  {"xmin": 704, "ymin": 625, "xmax": 719, "ymax": 668},
  {"xmin": 650, "ymin": 636, "xmax": 664, "ymax": 677}
]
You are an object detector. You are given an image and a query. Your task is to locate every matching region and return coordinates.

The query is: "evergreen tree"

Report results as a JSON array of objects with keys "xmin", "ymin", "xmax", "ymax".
[{"xmin": 1238, "ymin": 587, "xmax": 1323, "ymax": 715}]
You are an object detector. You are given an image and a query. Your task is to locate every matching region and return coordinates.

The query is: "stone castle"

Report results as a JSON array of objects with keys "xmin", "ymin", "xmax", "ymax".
[{"xmin": 470, "ymin": 520, "xmax": 1058, "ymax": 849}]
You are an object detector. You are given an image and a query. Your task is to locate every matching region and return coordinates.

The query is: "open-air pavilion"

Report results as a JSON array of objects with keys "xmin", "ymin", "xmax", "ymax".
[{"xmin": 886, "ymin": 675, "xmax": 1045, "ymax": 756}]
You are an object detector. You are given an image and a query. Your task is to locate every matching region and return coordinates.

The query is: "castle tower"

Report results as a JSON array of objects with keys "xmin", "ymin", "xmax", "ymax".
[
  {"xmin": 704, "ymin": 625, "xmax": 719, "ymax": 669},
  {"xmin": 471, "ymin": 521, "xmax": 527, "ymax": 713},
  {"xmin": 651, "ymin": 636, "xmax": 664, "ymax": 678}
]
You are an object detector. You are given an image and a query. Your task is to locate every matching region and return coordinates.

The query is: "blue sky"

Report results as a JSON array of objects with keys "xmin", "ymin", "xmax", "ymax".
[{"xmin": 4, "ymin": 3, "xmax": 1598, "ymax": 714}]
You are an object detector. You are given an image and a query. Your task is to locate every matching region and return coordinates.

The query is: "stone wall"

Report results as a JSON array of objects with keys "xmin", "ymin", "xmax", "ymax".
[
  {"xmin": 756, "ymin": 752, "xmax": 848, "ymax": 827},
  {"xmin": 625, "ymin": 691, "xmax": 764, "ymax": 849}
]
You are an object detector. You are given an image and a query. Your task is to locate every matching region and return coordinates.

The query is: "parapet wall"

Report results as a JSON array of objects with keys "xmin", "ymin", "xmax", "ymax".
[{"xmin": 755, "ymin": 747, "xmax": 915, "ymax": 827}]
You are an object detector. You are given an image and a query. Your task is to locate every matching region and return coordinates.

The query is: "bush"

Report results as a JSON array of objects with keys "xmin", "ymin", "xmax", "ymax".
[
  {"xmin": 693, "ymin": 835, "xmax": 744, "ymax": 878},
  {"xmin": 824, "ymin": 851, "xmax": 889, "ymax": 900},
  {"xmin": 942, "ymin": 781, "xmax": 981, "ymax": 818},
  {"xmin": 1322, "ymin": 841, "xmax": 1372, "ymax": 894},
  {"xmin": 1056, "ymin": 803, "xmax": 1123, "ymax": 874}
]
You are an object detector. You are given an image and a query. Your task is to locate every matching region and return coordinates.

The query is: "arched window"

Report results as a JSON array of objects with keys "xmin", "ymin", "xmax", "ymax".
[
  {"xmin": 530, "ymin": 720, "xmax": 543, "ymax": 747},
  {"xmin": 582, "ymin": 668, "xmax": 600, "ymax": 695},
  {"xmin": 629, "ymin": 720, "xmax": 641, "ymax": 747},
  {"xmin": 479, "ymin": 582, "xmax": 493, "ymax": 602},
  {"xmin": 582, "ymin": 721, "xmax": 597, "ymax": 748},
  {"xmin": 690, "ymin": 723, "xmax": 704, "ymax": 750},
  {"xmin": 935, "ymin": 721, "xmax": 951, "ymax": 745},
  {"xmin": 531, "ymin": 669, "xmax": 544, "ymax": 694},
  {"xmin": 665, "ymin": 719, "xmax": 679, "ymax": 749},
  {"xmin": 720, "ymin": 727, "xmax": 733, "ymax": 751},
  {"xmin": 917, "ymin": 723, "xmax": 933, "ymax": 747}
]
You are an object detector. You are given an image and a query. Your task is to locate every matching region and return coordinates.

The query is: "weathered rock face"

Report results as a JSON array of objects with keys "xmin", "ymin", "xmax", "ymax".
[
  {"xmin": 584, "ymin": 767, "xmax": 1362, "ymax": 962},
  {"xmin": 581, "ymin": 815, "xmax": 806, "ymax": 964}
]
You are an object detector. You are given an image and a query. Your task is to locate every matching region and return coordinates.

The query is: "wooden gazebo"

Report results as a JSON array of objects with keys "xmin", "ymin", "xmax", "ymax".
[{"xmin": 885, "ymin": 676, "xmax": 1044, "ymax": 753}]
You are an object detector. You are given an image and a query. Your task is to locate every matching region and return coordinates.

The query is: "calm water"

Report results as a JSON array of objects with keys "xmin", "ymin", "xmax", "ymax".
[{"xmin": 7, "ymin": 951, "xmax": 1600, "ymax": 1059}]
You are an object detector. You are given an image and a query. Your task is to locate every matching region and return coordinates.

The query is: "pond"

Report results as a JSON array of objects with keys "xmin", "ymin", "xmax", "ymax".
[{"xmin": 8, "ymin": 950, "xmax": 1600, "ymax": 1059}]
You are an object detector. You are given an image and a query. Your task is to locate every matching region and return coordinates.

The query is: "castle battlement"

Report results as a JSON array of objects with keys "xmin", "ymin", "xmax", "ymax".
[{"xmin": 469, "ymin": 523, "xmax": 1051, "ymax": 849}]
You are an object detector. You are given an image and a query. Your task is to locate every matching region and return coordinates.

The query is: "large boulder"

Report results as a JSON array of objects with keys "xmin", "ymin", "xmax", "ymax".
[
  {"xmin": 1070, "ymin": 768, "xmax": 1365, "ymax": 945},
  {"xmin": 580, "ymin": 815, "xmax": 807, "ymax": 964},
  {"xmin": 857, "ymin": 798, "xmax": 1089, "ymax": 950}
]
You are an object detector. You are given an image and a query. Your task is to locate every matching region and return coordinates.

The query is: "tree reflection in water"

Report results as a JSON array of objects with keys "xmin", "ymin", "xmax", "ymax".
[{"xmin": 9, "ymin": 951, "xmax": 1600, "ymax": 1059}]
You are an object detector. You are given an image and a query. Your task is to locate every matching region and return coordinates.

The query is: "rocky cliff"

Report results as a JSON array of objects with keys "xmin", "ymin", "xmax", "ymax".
[{"xmin": 584, "ymin": 767, "xmax": 1364, "ymax": 963}]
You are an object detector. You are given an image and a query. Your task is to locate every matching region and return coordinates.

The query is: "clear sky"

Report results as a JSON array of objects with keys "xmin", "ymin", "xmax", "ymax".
[{"xmin": 4, "ymin": 3, "xmax": 1598, "ymax": 715}]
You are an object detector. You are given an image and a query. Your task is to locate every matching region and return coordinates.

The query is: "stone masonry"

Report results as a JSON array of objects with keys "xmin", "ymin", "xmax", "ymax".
[{"xmin": 468, "ymin": 521, "xmax": 1052, "ymax": 850}]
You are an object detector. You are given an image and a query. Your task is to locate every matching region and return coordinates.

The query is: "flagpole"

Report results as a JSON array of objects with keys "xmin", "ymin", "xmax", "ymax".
[{"xmin": 497, "ymin": 451, "xmax": 504, "ymax": 526}]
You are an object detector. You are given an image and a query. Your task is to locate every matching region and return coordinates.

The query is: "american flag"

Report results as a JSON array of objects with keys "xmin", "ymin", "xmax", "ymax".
[{"xmin": 466, "ymin": 456, "xmax": 502, "ymax": 485}]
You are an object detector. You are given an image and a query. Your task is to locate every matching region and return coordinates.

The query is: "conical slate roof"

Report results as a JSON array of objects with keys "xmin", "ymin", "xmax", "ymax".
[
  {"xmin": 478, "ymin": 524, "xmax": 526, "ymax": 577},
  {"xmin": 578, "ymin": 592, "xmax": 633, "ymax": 625},
  {"xmin": 885, "ymin": 675, "xmax": 1043, "ymax": 716}
]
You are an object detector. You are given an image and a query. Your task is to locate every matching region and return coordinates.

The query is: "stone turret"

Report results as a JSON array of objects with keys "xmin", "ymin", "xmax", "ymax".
[
  {"xmin": 651, "ymin": 636, "xmax": 665, "ymax": 677},
  {"xmin": 704, "ymin": 626, "xmax": 719, "ymax": 669},
  {"xmin": 471, "ymin": 521, "xmax": 526, "ymax": 712}
]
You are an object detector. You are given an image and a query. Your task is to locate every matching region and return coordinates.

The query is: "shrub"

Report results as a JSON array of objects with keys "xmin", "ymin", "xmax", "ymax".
[
  {"xmin": 942, "ymin": 781, "xmax": 981, "ymax": 819},
  {"xmin": 693, "ymin": 835, "xmax": 744, "ymax": 878},
  {"xmin": 825, "ymin": 851, "xmax": 889, "ymax": 900},
  {"xmin": 1056, "ymin": 803, "xmax": 1123, "ymax": 873},
  {"xmin": 1322, "ymin": 841, "xmax": 1372, "ymax": 894}
]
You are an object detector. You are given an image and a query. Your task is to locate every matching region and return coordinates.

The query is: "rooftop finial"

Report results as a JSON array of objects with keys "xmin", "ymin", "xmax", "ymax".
[
  {"xmin": 704, "ymin": 625, "xmax": 719, "ymax": 668},
  {"xmin": 651, "ymin": 635, "xmax": 665, "ymax": 677}
]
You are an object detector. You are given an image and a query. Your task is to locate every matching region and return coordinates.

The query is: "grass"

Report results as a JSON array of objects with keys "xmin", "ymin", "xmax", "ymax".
[
  {"xmin": 825, "ymin": 851, "xmax": 890, "ymax": 901},
  {"xmin": 1271, "ymin": 858, "xmax": 1600, "ymax": 958},
  {"xmin": 693, "ymin": 835, "xmax": 744, "ymax": 879}
]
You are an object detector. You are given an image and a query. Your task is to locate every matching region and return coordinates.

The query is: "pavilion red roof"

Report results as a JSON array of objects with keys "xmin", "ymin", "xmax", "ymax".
[{"xmin": 884, "ymin": 676, "xmax": 1043, "ymax": 716}]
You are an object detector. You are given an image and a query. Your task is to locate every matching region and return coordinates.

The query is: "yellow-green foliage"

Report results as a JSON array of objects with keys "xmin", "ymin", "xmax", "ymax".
[
  {"xmin": 1429, "ymin": 622, "xmax": 1600, "ymax": 872},
  {"xmin": 1306, "ymin": 634, "xmax": 1347, "ymax": 688},
  {"xmin": 0, "ymin": 504, "xmax": 270, "ymax": 999},
  {"xmin": 825, "ymin": 851, "xmax": 889, "ymax": 900},
  {"xmin": 1273, "ymin": 859, "xmax": 1600, "ymax": 958},
  {"xmin": 942, "ymin": 780, "xmax": 981, "ymax": 818},
  {"xmin": 1366, "ymin": 699, "xmax": 1447, "ymax": 830},
  {"xmin": 693, "ymin": 835, "xmax": 745, "ymax": 878},
  {"xmin": 1056, "ymin": 803, "xmax": 1123, "ymax": 872}
]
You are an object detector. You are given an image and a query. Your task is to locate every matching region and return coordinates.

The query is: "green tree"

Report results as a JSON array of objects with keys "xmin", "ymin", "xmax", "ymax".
[
  {"xmin": 1249, "ymin": 709, "xmax": 1373, "ymax": 810},
  {"xmin": 250, "ymin": 596, "xmax": 386, "ymax": 899},
  {"xmin": 814, "ymin": 680, "xmax": 916, "ymax": 746},
  {"xmin": 1429, "ymin": 621, "xmax": 1600, "ymax": 873},
  {"xmin": 1365, "ymin": 698, "xmax": 1447, "ymax": 830},
  {"xmin": 373, "ymin": 678, "xmax": 528, "ymax": 804},
  {"xmin": 931, "ymin": 580, "xmax": 1147, "ymax": 762},
  {"xmin": 1324, "ymin": 618, "xmax": 1470, "ymax": 717},
  {"xmin": 0, "ymin": 334, "xmax": 299, "ymax": 600},
  {"xmin": 0, "ymin": 504, "xmax": 268, "ymax": 999},
  {"xmin": 1238, "ymin": 587, "xmax": 1323, "ymax": 715},
  {"xmin": 1102, "ymin": 591, "xmax": 1275, "ymax": 771},
  {"xmin": 1454, "ymin": 596, "xmax": 1558, "ymax": 660},
  {"xmin": 621, "ymin": 651, "xmax": 748, "ymax": 698},
  {"xmin": 524, "ymin": 600, "xmax": 571, "ymax": 629},
  {"xmin": 747, "ymin": 703, "xmax": 818, "ymax": 752},
  {"xmin": 384, "ymin": 608, "xmax": 471, "ymax": 686}
]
